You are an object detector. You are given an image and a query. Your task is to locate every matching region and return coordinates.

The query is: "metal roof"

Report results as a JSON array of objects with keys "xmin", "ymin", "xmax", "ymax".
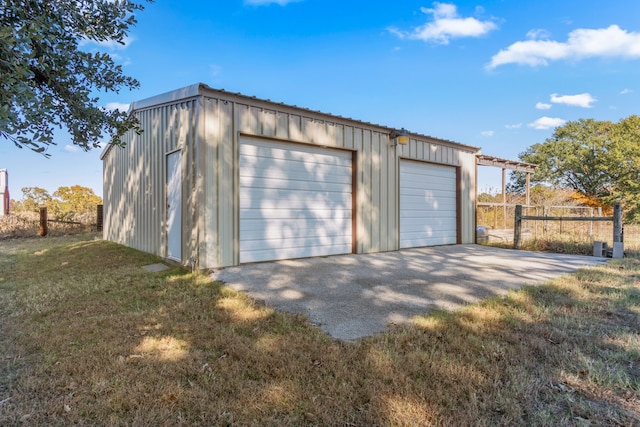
[
  {"xmin": 102, "ymin": 83, "xmax": 481, "ymax": 158},
  {"xmin": 476, "ymin": 154, "xmax": 537, "ymax": 173}
]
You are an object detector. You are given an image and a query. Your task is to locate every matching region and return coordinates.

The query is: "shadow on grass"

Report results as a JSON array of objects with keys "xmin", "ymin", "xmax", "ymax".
[{"xmin": 0, "ymin": 237, "xmax": 638, "ymax": 426}]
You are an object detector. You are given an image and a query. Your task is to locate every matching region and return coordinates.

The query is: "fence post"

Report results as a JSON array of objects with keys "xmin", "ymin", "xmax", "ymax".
[
  {"xmin": 613, "ymin": 204, "xmax": 622, "ymax": 243},
  {"xmin": 96, "ymin": 204, "xmax": 103, "ymax": 232},
  {"xmin": 38, "ymin": 207, "xmax": 48, "ymax": 237},
  {"xmin": 493, "ymin": 205, "xmax": 497, "ymax": 229},
  {"xmin": 514, "ymin": 204, "xmax": 522, "ymax": 249}
]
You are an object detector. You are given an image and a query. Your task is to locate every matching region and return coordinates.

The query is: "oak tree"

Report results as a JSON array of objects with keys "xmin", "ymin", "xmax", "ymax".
[
  {"xmin": 511, "ymin": 116, "xmax": 640, "ymax": 222},
  {"xmin": 54, "ymin": 185, "xmax": 102, "ymax": 216},
  {"xmin": 0, "ymin": 0, "xmax": 148, "ymax": 154}
]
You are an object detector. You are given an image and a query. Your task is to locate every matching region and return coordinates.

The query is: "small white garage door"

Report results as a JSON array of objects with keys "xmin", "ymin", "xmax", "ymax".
[
  {"xmin": 239, "ymin": 138, "xmax": 353, "ymax": 263},
  {"xmin": 400, "ymin": 160, "xmax": 457, "ymax": 248}
]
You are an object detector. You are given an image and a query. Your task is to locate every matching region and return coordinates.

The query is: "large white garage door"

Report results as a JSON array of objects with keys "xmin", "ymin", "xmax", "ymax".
[
  {"xmin": 400, "ymin": 160, "xmax": 457, "ymax": 248},
  {"xmin": 239, "ymin": 138, "xmax": 353, "ymax": 263}
]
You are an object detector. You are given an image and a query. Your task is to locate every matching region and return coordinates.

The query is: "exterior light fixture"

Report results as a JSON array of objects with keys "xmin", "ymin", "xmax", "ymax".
[{"xmin": 390, "ymin": 128, "xmax": 409, "ymax": 146}]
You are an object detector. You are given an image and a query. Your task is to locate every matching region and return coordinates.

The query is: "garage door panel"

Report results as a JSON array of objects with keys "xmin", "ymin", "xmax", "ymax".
[
  {"xmin": 240, "ymin": 170, "xmax": 352, "ymax": 186},
  {"xmin": 399, "ymin": 235, "xmax": 456, "ymax": 247},
  {"xmin": 240, "ymin": 192, "xmax": 352, "ymax": 211},
  {"xmin": 401, "ymin": 208, "xmax": 456, "ymax": 217},
  {"xmin": 401, "ymin": 197, "xmax": 456, "ymax": 209},
  {"xmin": 240, "ymin": 217, "xmax": 352, "ymax": 234},
  {"xmin": 240, "ymin": 186, "xmax": 353, "ymax": 203},
  {"xmin": 240, "ymin": 140, "xmax": 352, "ymax": 160},
  {"xmin": 240, "ymin": 151, "xmax": 352, "ymax": 170},
  {"xmin": 401, "ymin": 164, "xmax": 454, "ymax": 178},
  {"xmin": 401, "ymin": 215, "xmax": 457, "ymax": 225},
  {"xmin": 240, "ymin": 234, "xmax": 352, "ymax": 252},
  {"xmin": 401, "ymin": 227, "xmax": 457, "ymax": 237},
  {"xmin": 240, "ymin": 160, "xmax": 352, "ymax": 183},
  {"xmin": 400, "ymin": 160, "xmax": 457, "ymax": 249},
  {"xmin": 400, "ymin": 227, "xmax": 457, "ymax": 237},
  {"xmin": 240, "ymin": 138, "xmax": 353, "ymax": 263},
  {"xmin": 241, "ymin": 244, "xmax": 353, "ymax": 264},
  {"xmin": 240, "ymin": 208, "xmax": 352, "ymax": 221},
  {"xmin": 240, "ymin": 144, "xmax": 352, "ymax": 168},
  {"xmin": 240, "ymin": 176, "xmax": 351, "ymax": 193},
  {"xmin": 400, "ymin": 174, "xmax": 455, "ymax": 185},
  {"xmin": 400, "ymin": 187, "xmax": 457, "ymax": 198},
  {"xmin": 401, "ymin": 197, "xmax": 457, "ymax": 208}
]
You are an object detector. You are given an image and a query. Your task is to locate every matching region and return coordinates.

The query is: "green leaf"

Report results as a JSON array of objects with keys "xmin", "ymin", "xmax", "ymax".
[{"xmin": 0, "ymin": 0, "xmax": 148, "ymax": 154}]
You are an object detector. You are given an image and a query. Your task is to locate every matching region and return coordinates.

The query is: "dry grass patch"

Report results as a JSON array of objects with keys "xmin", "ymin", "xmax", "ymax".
[
  {"xmin": 0, "ymin": 212, "xmax": 97, "ymax": 240},
  {"xmin": 1, "ymin": 235, "xmax": 639, "ymax": 426}
]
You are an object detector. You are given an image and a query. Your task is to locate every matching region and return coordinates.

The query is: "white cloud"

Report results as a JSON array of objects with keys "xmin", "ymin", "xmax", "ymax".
[
  {"xmin": 244, "ymin": 0, "xmax": 300, "ymax": 5},
  {"xmin": 526, "ymin": 29, "xmax": 551, "ymax": 40},
  {"xmin": 80, "ymin": 36, "xmax": 134, "ymax": 51},
  {"xmin": 536, "ymin": 102, "xmax": 552, "ymax": 110},
  {"xmin": 481, "ymin": 130, "xmax": 494, "ymax": 137},
  {"xmin": 505, "ymin": 123, "xmax": 522, "ymax": 129},
  {"xmin": 104, "ymin": 102, "xmax": 130, "ymax": 112},
  {"xmin": 621, "ymin": 88, "xmax": 632, "ymax": 94},
  {"xmin": 389, "ymin": 2, "xmax": 497, "ymax": 44},
  {"xmin": 64, "ymin": 145, "xmax": 80, "ymax": 153},
  {"xmin": 550, "ymin": 93, "xmax": 596, "ymax": 108},
  {"xmin": 528, "ymin": 116, "xmax": 566, "ymax": 130},
  {"xmin": 109, "ymin": 53, "xmax": 132, "ymax": 66},
  {"xmin": 488, "ymin": 25, "xmax": 640, "ymax": 69}
]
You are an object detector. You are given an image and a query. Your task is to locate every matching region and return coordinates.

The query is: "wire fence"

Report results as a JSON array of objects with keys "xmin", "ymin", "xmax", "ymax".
[
  {"xmin": 477, "ymin": 203, "xmax": 640, "ymax": 254},
  {"xmin": 0, "ymin": 207, "xmax": 102, "ymax": 240}
]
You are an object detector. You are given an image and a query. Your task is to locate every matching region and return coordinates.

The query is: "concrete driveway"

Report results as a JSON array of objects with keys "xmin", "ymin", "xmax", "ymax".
[{"xmin": 212, "ymin": 245, "xmax": 607, "ymax": 341}]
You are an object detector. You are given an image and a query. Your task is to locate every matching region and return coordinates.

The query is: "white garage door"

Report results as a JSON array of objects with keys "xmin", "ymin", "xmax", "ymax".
[
  {"xmin": 239, "ymin": 138, "xmax": 353, "ymax": 263},
  {"xmin": 400, "ymin": 160, "xmax": 457, "ymax": 248}
]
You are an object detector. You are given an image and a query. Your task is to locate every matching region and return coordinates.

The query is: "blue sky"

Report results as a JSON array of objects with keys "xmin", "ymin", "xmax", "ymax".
[{"xmin": 4, "ymin": 0, "xmax": 640, "ymax": 198}]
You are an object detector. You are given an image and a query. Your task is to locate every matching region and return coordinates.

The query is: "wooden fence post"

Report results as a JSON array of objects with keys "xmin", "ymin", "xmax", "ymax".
[
  {"xmin": 514, "ymin": 204, "xmax": 522, "ymax": 249},
  {"xmin": 613, "ymin": 204, "xmax": 622, "ymax": 243},
  {"xmin": 97, "ymin": 204, "xmax": 103, "ymax": 232},
  {"xmin": 38, "ymin": 207, "xmax": 48, "ymax": 237}
]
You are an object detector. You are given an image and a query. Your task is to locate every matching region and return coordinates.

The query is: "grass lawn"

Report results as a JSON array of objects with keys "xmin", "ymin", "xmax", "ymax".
[{"xmin": 0, "ymin": 234, "xmax": 638, "ymax": 426}]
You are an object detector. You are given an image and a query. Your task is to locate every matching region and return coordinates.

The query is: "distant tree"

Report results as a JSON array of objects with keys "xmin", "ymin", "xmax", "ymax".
[
  {"xmin": 54, "ymin": 185, "xmax": 103, "ymax": 216},
  {"xmin": 510, "ymin": 118, "xmax": 614, "ymax": 198},
  {"xmin": 0, "ymin": 0, "xmax": 148, "ymax": 154},
  {"xmin": 16, "ymin": 186, "xmax": 102, "ymax": 221},
  {"xmin": 605, "ymin": 115, "xmax": 640, "ymax": 220},
  {"xmin": 9, "ymin": 198, "xmax": 20, "ymax": 212},
  {"xmin": 477, "ymin": 192, "xmax": 500, "ymax": 203},
  {"xmin": 510, "ymin": 116, "xmax": 640, "ymax": 222},
  {"xmin": 20, "ymin": 186, "xmax": 51, "ymax": 212}
]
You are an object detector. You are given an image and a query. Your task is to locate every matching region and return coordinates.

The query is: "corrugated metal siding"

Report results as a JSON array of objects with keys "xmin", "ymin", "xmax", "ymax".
[
  {"xmin": 104, "ymin": 88, "xmax": 477, "ymax": 269},
  {"xmin": 200, "ymin": 100, "xmax": 401, "ymax": 266},
  {"xmin": 102, "ymin": 99, "xmax": 200, "ymax": 262},
  {"xmin": 199, "ymin": 94, "xmax": 476, "ymax": 267},
  {"xmin": 459, "ymin": 151, "xmax": 477, "ymax": 244},
  {"xmin": 0, "ymin": 170, "xmax": 7, "ymax": 217}
]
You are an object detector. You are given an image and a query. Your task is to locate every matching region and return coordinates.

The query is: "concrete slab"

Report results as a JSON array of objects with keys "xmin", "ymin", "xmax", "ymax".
[
  {"xmin": 212, "ymin": 245, "xmax": 607, "ymax": 341},
  {"xmin": 143, "ymin": 263, "xmax": 169, "ymax": 273}
]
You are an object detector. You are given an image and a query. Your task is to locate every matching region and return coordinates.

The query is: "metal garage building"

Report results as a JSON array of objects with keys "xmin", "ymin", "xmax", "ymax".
[{"xmin": 101, "ymin": 83, "xmax": 479, "ymax": 269}]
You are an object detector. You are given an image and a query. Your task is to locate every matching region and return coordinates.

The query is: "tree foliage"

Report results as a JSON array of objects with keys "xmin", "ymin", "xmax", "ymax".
[
  {"xmin": 19, "ymin": 186, "xmax": 51, "ymax": 212},
  {"xmin": 0, "ymin": 0, "xmax": 148, "ymax": 154},
  {"xmin": 15, "ymin": 185, "xmax": 102, "ymax": 220},
  {"xmin": 511, "ymin": 116, "xmax": 640, "ymax": 222},
  {"xmin": 54, "ymin": 185, "xmax": 103, "ymax": 218}
]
